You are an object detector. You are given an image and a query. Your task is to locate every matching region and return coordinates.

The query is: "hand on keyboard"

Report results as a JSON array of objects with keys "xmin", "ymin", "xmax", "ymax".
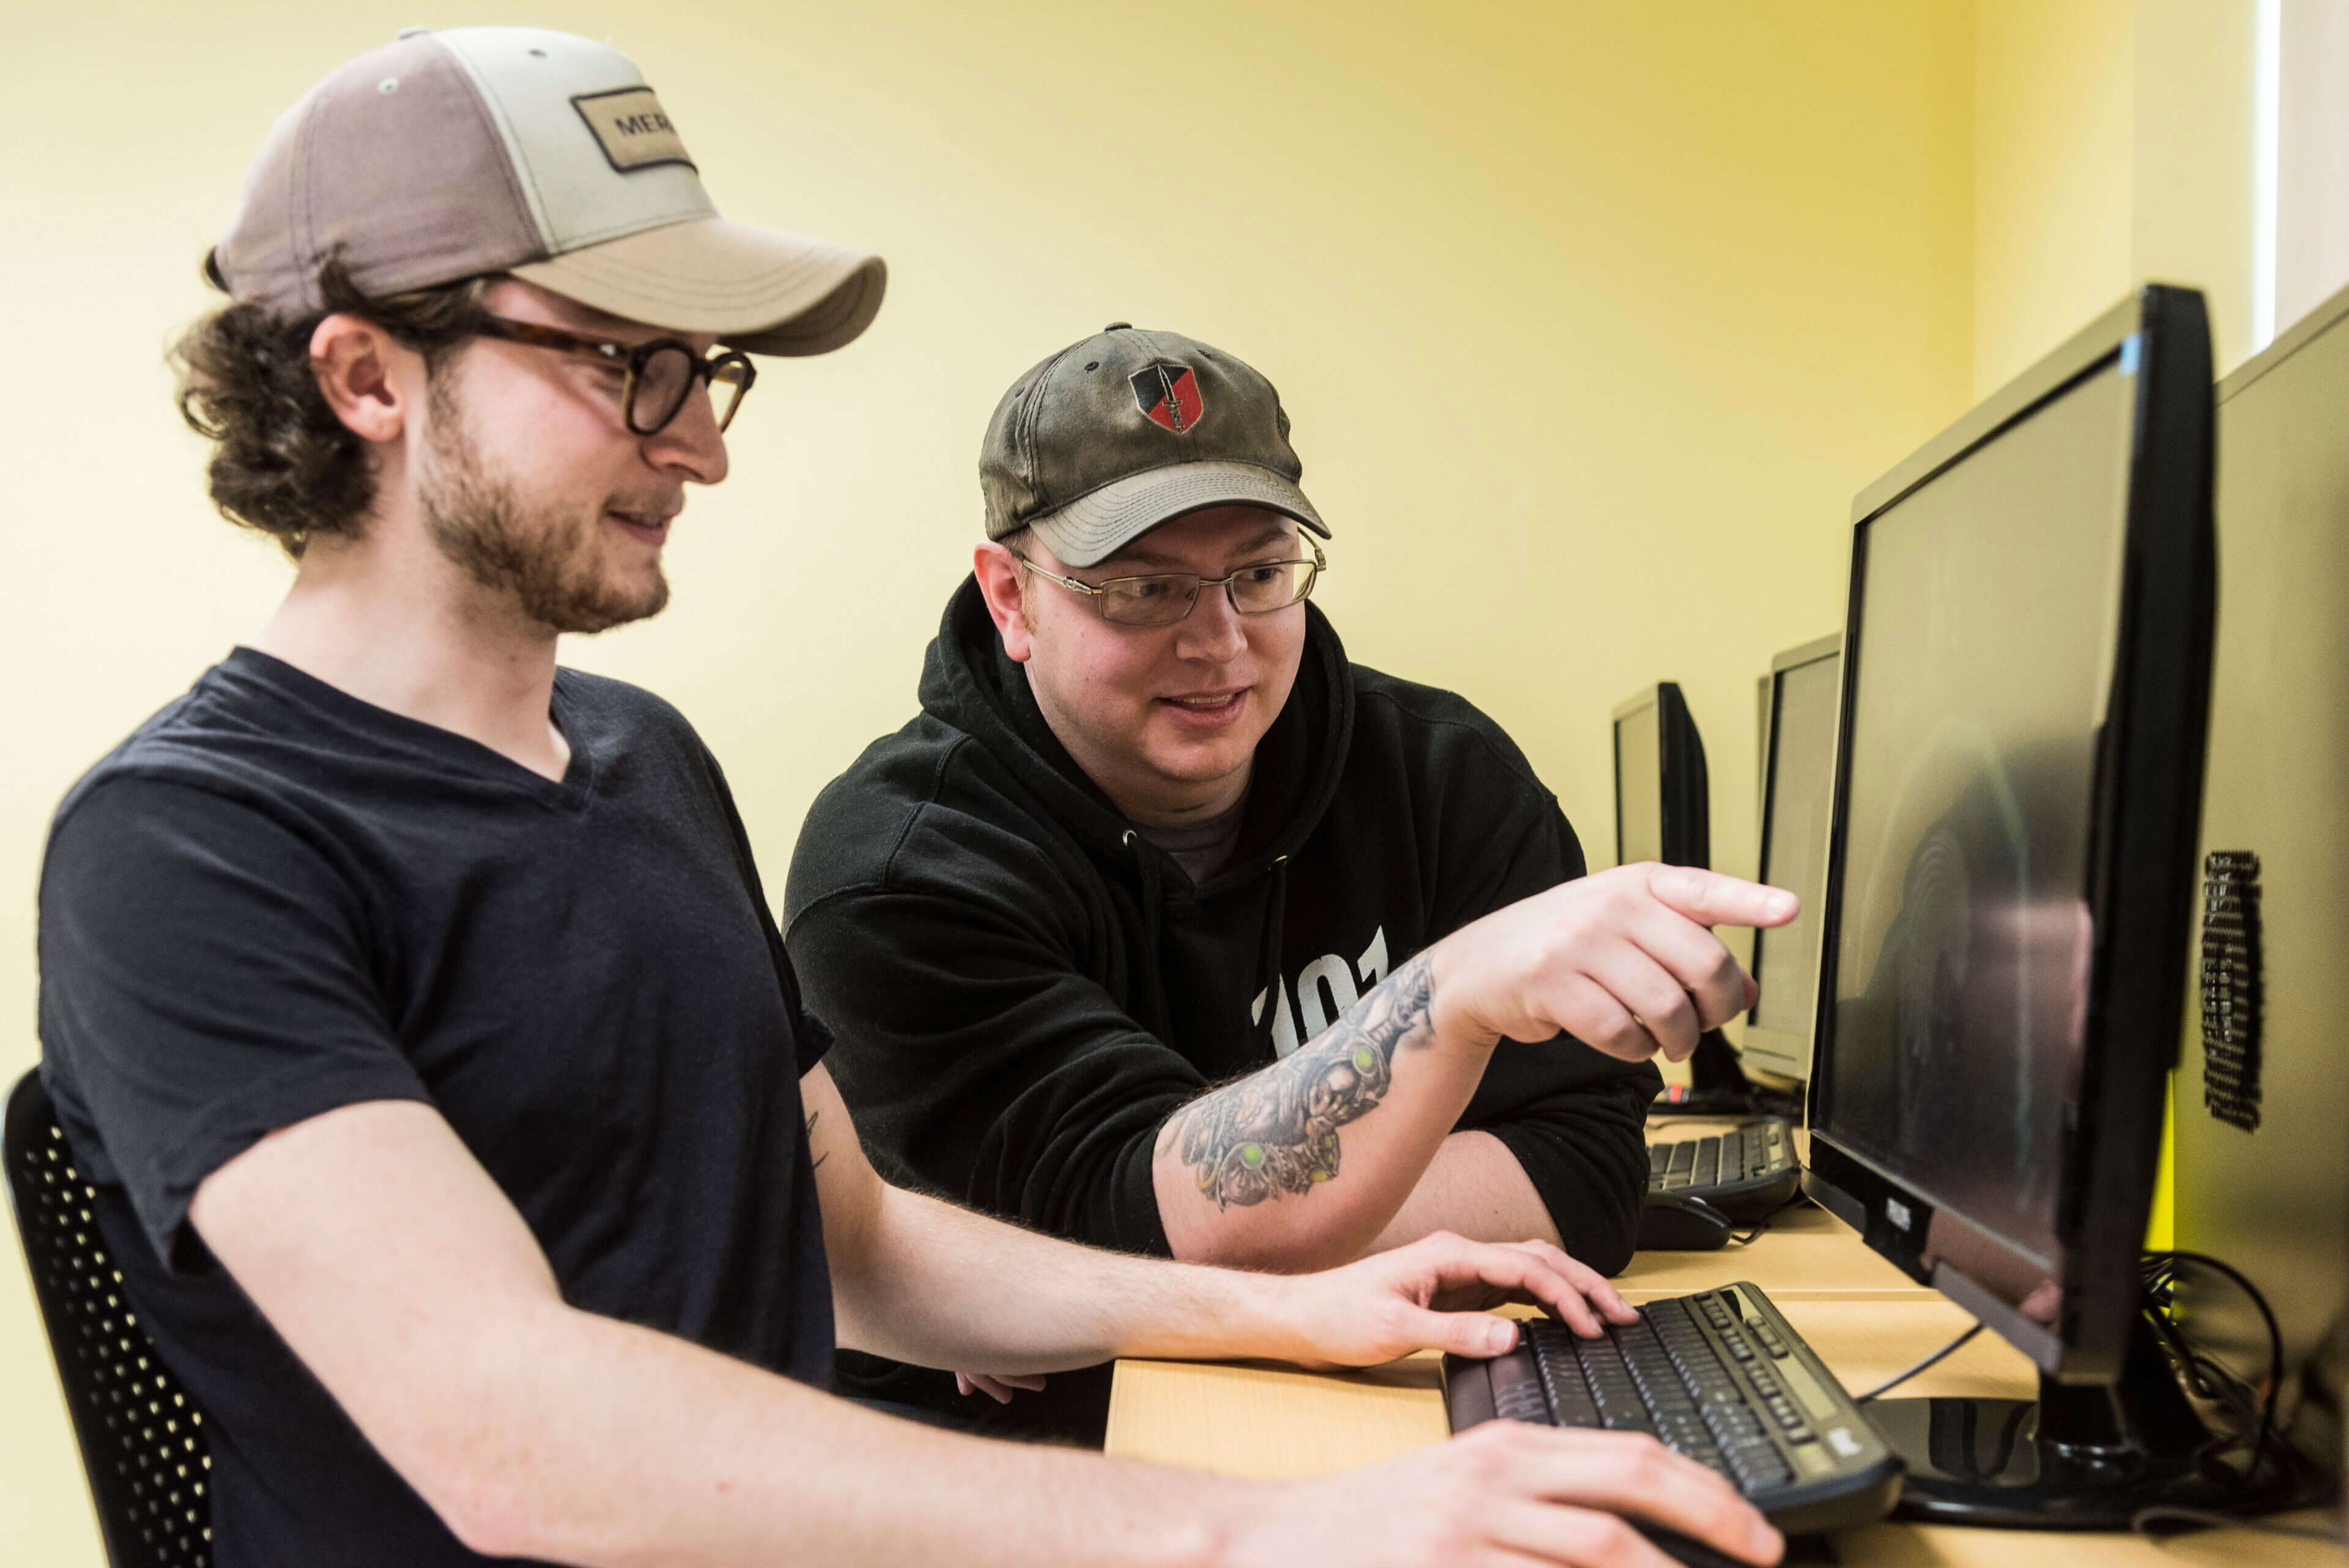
[
  {"xmin": 1445, "ymin": 1286, "xmax": 1903, "ymax": 1538},
  {"xmin": 1228, "ymin": 1421, "xmax": 1784, "ymax": 1568},
  {"xmin": 1267, "ymin": 1232, "xmax": 1639, "ymax": 1370}
]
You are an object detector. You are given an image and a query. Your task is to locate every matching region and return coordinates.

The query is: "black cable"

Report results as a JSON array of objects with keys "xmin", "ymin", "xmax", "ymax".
[
  {"xmin": 2143, "ymin": 1309, "xmax": 2262, "ymax": 1436},
  {"xmin": 1727, "ymin": 1191, "xmax": 1809, "ymax": 1247},
  {"xmin": 2140, "ymin": 1249, "xmax": 2285, "ymax": 1482},
  {"xmin": 2129, "ymin": 1506, "xmax": 2342, "ymax": 1543},
  {"xmin": 1853, "ymin": 1322, "xmax": 1983, "ymax": 1403}
]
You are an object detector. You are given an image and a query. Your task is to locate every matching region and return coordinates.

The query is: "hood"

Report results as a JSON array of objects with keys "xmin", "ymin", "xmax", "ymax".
[{"xmin": 919, "ymin": 576, "xmax": 1355, "ymax": 893}]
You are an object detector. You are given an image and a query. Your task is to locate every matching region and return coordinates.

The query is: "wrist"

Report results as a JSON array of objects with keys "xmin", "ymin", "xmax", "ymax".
[
  {"xmin": 1214, "ymin": 1265, "xmax": 1318, "ymax": 1365},
  {"xmin": 1424, "ymin": 929, "xmax": 1504, "ymax": 1054},
  {"xmin": 1190, "ymin": 1476, "xmax": 1310, "ymax": 1568}
]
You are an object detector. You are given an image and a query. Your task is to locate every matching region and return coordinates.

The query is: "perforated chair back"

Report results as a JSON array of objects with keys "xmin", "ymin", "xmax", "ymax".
[{"xmin": 5, "ymin": 1069, "xmax": 212, "ymax": 1567}]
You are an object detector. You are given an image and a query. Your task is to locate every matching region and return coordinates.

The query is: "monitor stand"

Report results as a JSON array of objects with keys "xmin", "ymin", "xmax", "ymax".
[
  {"xmin": 1863, "ymin": 1314, "xmax": 2301, "ymax": 1528},
  {"xmin": 1647, "ymin": 1029, "xmax": 1803, "ymax": 1119}
]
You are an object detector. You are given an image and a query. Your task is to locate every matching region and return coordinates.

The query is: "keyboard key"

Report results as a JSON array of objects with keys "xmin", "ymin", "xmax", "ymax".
[
  {"xmin": 1573, "ymin": 1343, "xmax": 1653, "ymax": 1435},
  {"xmin": 1729, "ymin": 1451, "xmax": 1792, "ymax": 1489},
  {"xmin": 1490, "ymin": 1353, "xmax": 1549, "ymax": 1423},
  {"xmin": 1526, "ymin": 1326, "xmax": 1601, "ymax": 1429}
]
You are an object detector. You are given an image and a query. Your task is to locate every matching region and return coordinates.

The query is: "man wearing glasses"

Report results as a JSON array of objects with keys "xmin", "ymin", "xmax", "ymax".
[
  {"xmin": 35, "ymin": 29, "xmax": 1786, "ymax": 1568},
  {"xmin": 786, "ymin": 327, "xmax": 1797, "ymax": 1441}
]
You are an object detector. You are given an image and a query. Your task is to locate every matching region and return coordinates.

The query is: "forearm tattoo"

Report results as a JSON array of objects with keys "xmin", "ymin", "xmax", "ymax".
[{"xmin": 1173, "ymin": 953, "xmax": 1438, "ymax": 1209}]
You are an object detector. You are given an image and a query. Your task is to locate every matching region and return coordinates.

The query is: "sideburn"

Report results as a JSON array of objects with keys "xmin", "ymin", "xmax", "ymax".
[{"xmin": 417, "ymin": 372, "xmax": 669, "ymax": 635}]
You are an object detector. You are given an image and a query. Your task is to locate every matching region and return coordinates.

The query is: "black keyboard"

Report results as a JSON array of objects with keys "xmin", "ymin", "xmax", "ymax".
[
  {"xmin": 1444, "ymin": 1284, "xmax": 1901, "ymax": 1536},
  {"xmin": 1647, "ymin": 1118, "xmax": 1800, "ymax": 1223}
]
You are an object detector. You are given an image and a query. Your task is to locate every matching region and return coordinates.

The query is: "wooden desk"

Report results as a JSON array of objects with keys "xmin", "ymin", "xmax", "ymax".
[
  {"xmin": 1614, "ymin": 1205, "xmax": 1933, "ymax": 1304},
  {"xmin": 1108, "ymin": 1204, "xmax": 2336, "ymax": 1564}
]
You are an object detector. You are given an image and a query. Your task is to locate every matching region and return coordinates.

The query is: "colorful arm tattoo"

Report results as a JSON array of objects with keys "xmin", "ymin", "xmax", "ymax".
[{"xmin": 1172, "ymin": 952, "xmax": 1438, "ymax": 1209}]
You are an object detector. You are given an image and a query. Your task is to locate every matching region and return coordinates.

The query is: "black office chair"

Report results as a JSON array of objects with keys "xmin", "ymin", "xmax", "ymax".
[{"xmin": 5, "ymin": 1069, "xmax": 212, "ymax": 1567}]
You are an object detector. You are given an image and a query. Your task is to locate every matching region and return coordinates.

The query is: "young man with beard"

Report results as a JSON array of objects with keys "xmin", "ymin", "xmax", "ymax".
[
  {"xmin": 33, "ymin": 29, "xmax": 1784, "ymax": 1568},
  {"xmin": 786, "ymin": 327, "xmax": 1799, "ymax": 1441}
]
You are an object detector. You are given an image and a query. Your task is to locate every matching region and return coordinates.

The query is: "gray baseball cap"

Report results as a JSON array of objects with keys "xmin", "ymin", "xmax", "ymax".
[
  {"xmin": 211, "ymin": 26, "xmax": 885, "ymax": 355},
  {"xmin": 979, "ymin": 325, "xmax": 1329, "ymax": 567}
]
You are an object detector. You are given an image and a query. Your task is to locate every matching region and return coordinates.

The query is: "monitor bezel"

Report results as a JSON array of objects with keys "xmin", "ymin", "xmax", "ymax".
[
  {"xmin": 1800, "ymin": 286, "xmax": 2216, "ymax": 1386},
  {"xmin": 1742, "ymin": 633, "xmax": 1842, "ymax": 1082}
]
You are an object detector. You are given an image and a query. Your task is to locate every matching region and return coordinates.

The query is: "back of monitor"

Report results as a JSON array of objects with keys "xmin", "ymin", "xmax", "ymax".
[{"xmin": 2178, "ymin": 277, "xmax": 2349, "ymax": 1468}]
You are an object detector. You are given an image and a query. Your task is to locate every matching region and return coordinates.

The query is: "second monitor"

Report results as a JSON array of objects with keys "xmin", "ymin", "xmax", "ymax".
[
  {"xmin": 1742, "ymin": 635, "xmax": 1842, "ymax": 1083},
  {"xmin": 1612, "ymin": 682, "xmax": 1710, "ymax": 870},
  {"xmin": 1612, "ymin": 680, "xmax": 1804, "ymax": 1116}
]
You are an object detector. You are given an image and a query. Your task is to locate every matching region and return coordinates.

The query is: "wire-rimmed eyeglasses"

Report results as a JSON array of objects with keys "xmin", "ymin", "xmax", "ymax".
[
  {"xmin": 1015, "ymin": 540, "xmax": 1326, "ymax": 626},
  {"xmin": 472, "ymin": 315, "xmax": 757, "ymax": 435}
]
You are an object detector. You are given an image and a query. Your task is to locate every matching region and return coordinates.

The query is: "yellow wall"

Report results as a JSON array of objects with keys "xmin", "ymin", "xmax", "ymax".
[
  {"xmin": 1972, "ymin": 0, "xmax": 2260, "ymax": 400},
  {"xmin": 4, "ymin": 2, "xmax": 2162, "ymax": 1560},
  {"xmin": 1973, "ymin": 0, "xmax": 2136, "ymax": 397}
]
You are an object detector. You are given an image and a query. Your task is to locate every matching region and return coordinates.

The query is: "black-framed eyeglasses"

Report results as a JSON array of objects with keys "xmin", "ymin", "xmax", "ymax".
[
  {"xmin": 1015, "ymin": 541, "xmax": 1326, "ymax": 626},
  {"xmin": 472, "ymin": 315, "xmax": 757, "ymax": 435}
]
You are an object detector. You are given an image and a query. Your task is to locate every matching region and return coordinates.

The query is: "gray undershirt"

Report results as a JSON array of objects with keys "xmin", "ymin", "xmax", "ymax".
[{"xmin": 1130, "ymin": 789, "xmax": 1252, "ymax": 886}]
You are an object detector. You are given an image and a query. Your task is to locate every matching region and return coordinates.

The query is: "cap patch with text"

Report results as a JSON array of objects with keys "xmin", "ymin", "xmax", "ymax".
[
  {"xmin": 1130, "ymin": 362, "xmax": 1203, "ymax": 433},
  {"xmin": 571, "ymin": 86, "xmax": 695, "ymax": 173}
]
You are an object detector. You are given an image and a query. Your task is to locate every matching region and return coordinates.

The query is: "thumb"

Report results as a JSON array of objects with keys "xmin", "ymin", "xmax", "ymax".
[
  {"xmin": 1647, "ymin": 866, "xmax": 1797, "ymax": 930},
  {"xmin": 1414, "ymin": 1309, "xmax": 1523, "ymax": 1360}
]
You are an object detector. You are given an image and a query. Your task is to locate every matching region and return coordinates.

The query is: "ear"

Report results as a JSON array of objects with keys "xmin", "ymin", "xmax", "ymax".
[
  {"xmin": 973, "ymin": 541, "xmax": 1036, "ymax": 663},
  {"xmin": 308, "ymin": 313, "xmax": 417, "ymax": 447}
]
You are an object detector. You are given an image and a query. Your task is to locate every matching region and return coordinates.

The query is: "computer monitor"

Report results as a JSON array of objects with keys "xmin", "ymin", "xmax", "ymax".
[
  {"xmin": 1803, "ymin": 286, "xmax": 2226, "ymax": 1526},
  {"xmin": 1611, "ymin": 683, "xmax": 1709, "ymax": 869},
  {"xmin": 1613, "ymin": 683, "xmax": 1794, "ymax": 1116},
  {"xmin": 1741, "ymin": 635, "xmax": 1840, "ymax": 1083},
  {"xmin": 2176, "ymin": 275, "xmax": 2349, "ymax": 1473}
]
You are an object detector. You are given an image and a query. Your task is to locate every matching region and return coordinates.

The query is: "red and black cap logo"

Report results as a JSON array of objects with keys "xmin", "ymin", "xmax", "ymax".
[{"xmin": 1130, "ymin": 362, "xmax": 1204, "ymax": 433}]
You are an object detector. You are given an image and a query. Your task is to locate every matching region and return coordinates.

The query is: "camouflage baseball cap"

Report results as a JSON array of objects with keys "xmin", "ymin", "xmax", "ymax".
[
  {"xmin": 979, "ymin": 325, "xmax": 1329, "ymax": 567},
  {"xmin": 210, "ymin": 26, "xmax": 885, "ymax": 355}
]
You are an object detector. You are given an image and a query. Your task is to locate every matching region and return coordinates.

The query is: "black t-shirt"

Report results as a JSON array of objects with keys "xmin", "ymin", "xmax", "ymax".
[{"xmin": 37, "ymin": 648, "xmax": 834, "ymax": 1567}]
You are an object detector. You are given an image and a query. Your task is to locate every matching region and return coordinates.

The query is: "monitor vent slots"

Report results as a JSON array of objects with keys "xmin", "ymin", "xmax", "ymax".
[{"xmin": 2200, "ymin": 849, "xmax": 2263, "ymax": 1133}]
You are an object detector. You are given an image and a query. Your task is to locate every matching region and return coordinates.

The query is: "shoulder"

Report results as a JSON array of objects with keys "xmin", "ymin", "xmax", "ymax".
[
  {"xmin": 554, "ymin": 666, "xmax": 702, "ymax": 748},
  {"xmin": 49, "ymin": 674, "xmax": 312, "ymax": 849},
  {"xmin": 1346, "ymin": 663, "xmax": 1551, "ymax": 801},
  {"xmin": 787, "ymin": 713, "xmax": 1064, "ymax": 923}
]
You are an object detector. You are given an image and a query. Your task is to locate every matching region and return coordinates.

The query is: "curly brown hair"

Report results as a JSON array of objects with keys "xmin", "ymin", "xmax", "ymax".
[{"xmin": 171, "ymin": 259, "xmax": 494, "ymax": 559}]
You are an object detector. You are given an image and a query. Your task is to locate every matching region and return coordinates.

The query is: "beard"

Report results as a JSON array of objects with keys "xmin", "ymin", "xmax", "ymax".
[{"xmin": 415, "ymin": 376, "xmax": 670, "ymax": 635}]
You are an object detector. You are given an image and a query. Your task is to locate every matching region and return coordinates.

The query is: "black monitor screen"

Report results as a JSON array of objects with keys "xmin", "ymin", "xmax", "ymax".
[
  {"xmin": 1750, "ymin": 653, "xmax": 1839, "ymax": 1044},
  {"xmin": 1822, "ymin": 359, "xmax": 2130, "ymax": 1277},
  {"xmin": 1614, "ymin": 704, "xmax": 1662, "ymax": 866}
]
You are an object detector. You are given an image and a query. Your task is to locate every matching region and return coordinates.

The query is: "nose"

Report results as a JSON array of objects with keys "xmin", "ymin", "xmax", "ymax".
[
  {"xmin": 642, "ymin": 382, "xmax": 730, "ymax": 486},
  {"xmin": 1172, "ymin": 577, "xmax": 1249, "ymax": 663}
]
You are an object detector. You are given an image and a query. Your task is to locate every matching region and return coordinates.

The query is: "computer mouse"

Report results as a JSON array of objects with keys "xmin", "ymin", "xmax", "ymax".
[
  {"xmin": 1635, "ymin": 1523, "xmax": 1814, "ymax": 1567},
  {"xmin": 1635, "ymin": 1522, "xmax": 1759, "ymax": 1567},
  {"xmin": 1636, "ymin": 1190, "xmax": 1732, "ymax": 1251}
]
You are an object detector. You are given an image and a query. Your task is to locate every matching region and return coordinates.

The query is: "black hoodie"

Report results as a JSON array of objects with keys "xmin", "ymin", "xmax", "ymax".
[{"xmin": 784, "ymin": 579, "xmax": 1660, "ymax": 1439}]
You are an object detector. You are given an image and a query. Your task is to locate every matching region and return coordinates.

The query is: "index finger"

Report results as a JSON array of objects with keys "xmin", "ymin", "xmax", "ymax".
[
  {"xmin": 1430, "ymin": 1239, "xmax": 1611, "ymax": 1336},
  {"xmin": 1645, "ymin": 866, "xmax": 1797, "ymax": 931},
  {"xmin": 1486, "ymin": 1241, "xmax": 1637, "ymax": 1328}
]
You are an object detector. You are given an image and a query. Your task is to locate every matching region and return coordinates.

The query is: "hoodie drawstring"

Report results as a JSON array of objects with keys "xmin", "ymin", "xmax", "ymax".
[
  {"xmin": 1122, "ymin": 831, "xmax": 1175, "ymax": 1039},
  {"xmin": 1253, "ymin": 855, "xmax": 1290, "ymax": 1052}
]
